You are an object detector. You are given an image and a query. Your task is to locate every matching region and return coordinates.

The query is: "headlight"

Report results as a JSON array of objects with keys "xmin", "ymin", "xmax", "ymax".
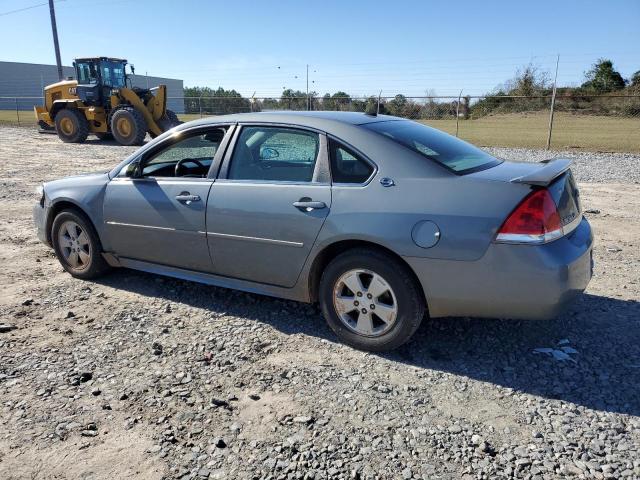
[{"xmin": 35, "ymin": 184, "xmax": 44, "ymax": 207}]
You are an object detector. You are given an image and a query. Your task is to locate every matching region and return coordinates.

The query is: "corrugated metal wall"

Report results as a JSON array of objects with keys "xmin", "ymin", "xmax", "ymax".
[{"xmin": 0, "ymin": 61, "xmax": 184, "ymax": 113}]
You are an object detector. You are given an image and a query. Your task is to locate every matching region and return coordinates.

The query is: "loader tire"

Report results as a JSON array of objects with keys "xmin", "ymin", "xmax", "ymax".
[
  {"xmin": 110, "ymin": 107, "xmax": 147, "ymax": 146},
  {"xmin": 55, "ymin": 109, "xmax": 89, "ymax": 143},
  {"xmin": 157, "ymin": 109, "xmax": 183, "ymax": 132}
]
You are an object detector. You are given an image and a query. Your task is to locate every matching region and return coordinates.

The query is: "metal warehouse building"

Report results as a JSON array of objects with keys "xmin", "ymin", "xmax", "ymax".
[{"xmin": 0, "ymin": 60, "xmax": 184, "ymax": 113}]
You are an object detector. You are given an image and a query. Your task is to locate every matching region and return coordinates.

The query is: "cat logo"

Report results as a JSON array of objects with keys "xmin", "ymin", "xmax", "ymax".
[{"xmin": 68, "ymin": 87, "xmax": 77, "ymax": 95}]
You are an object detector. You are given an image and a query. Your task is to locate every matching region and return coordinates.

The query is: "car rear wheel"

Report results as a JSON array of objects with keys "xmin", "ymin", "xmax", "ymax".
[
  {"xmin": 319, "ymin": 248, "xmax": 425, "ymax": 351},
  {"xmin": 51, "ymin": 210, "xmax": 109, "ymax": 279}
]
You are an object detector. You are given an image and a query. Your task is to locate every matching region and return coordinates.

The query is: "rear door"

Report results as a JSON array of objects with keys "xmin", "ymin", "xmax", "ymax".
[
  {"xmin": 206, "ymin": 124, "xmax": 331, "ymax": 287},
  {"xmin": 103, "ymin": 125, "xmax": 233, "ymax": 271}
]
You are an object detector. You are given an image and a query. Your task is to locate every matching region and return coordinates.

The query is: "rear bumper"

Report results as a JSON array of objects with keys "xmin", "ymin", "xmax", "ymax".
[{"xmin": 405, "ymin": 217, "xmax": 593, "ymax": 320}]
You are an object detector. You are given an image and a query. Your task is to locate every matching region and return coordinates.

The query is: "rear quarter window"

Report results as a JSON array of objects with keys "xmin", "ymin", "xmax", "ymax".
[
  {"xmin": 364, "ymin": 120, "xmax": 501, "ymax": 174},
  {"xmin": 329, "ymin": 139, "xmax": 374, "ymax": 184}
]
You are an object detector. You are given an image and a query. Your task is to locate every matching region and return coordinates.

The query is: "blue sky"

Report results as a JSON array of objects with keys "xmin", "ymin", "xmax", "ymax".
[{"xmin": 1, "ymin": 0, "xmax": 638, "ymax": 97}]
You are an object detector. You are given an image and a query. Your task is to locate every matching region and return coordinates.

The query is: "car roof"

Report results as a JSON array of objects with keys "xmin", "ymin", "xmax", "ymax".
[{"xmin": 181, "ymin": 111, "xmax": 403, "ymax": 132}]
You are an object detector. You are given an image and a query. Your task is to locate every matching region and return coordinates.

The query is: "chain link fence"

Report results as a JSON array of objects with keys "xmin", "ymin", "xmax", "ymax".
[{"xmin": 2, "ymin": 94, "xmax": 639, "ymax": 152}]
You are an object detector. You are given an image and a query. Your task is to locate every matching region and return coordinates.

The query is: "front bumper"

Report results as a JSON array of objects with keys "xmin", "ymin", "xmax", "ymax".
[
  {"xmin": 33, "ymin": 201, "xmax": 50, "ymax": 247},
  {"xmin": 405, "ymin": 217, "xmax": 594, "ymax": 320}
]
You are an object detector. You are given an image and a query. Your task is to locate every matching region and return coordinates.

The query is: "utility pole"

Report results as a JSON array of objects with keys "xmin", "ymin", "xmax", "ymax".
[
  {"xmin": 48, "ymin": 0, "xmax": 63, "ymax": 81},
  {"xmin": 455, "ymin": 89, "xmax": 463, "ymax": 137},
  {"xmin": 306, "ymin": 64, "xmax": 310, "ymax": 111},
  {"xmin": 546, "ymin": 54, "xmax": 560, "ymax": 150}
]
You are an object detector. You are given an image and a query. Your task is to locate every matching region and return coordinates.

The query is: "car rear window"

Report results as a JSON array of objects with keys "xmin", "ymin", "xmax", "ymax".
[{"xmin": 363, "ymin": 120, "xmax": 501, "ymax": 174}]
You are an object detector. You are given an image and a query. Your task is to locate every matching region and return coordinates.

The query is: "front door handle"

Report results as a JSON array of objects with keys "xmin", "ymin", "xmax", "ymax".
[
  {"xmin": 293, "ymin": 200, "xmax": 326, "ymax": 211},
  {"xmin": 175, "ymin": 193, "xmax": 201, "ymax": 204}
]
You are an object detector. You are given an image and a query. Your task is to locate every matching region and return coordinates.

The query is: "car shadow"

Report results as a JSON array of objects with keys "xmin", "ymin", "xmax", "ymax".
[
  {"xmin": 96, "ymin": 269, "xmax": 640, "ymax": 416},
  {"xmin": 83, "ymin": 138, "xmax": 149, "ymax": 147}
]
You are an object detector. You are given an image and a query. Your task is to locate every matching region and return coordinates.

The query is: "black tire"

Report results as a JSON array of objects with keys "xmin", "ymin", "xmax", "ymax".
[
  {"xmin": 110, "ymin": 107, "xmax": 147, "ymax": 146},
  {"xmin": 51, "ymin": 209, "xmax": 109, "ymax": 280},
  {"xmin": 54, "ymin": 109, "xmax": 89, "ymax": 143},
  {"xmin": 95, "ymin": 132, "xmax": 113, "ymax": 141},
  {"xmin": 157, "ymin": 109, "xmax": 183, "ymax": 132},
  {"xmin": 319, "ymin": 248, "xmax": 426, "ymax": 351}
]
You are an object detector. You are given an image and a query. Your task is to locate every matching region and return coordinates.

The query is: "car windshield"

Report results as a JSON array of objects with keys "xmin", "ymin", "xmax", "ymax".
[
  {"xmin": 363, "ymin": 120, "xmax": 501, "ymax": 174},
  {"xmin": 99, "ymin": 60, "xmax": 126, "ymax": 88}
]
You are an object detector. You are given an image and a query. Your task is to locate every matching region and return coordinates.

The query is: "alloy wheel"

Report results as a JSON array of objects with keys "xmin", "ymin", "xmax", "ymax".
[
  {"xmin": 57, "ymin": 220, "xmax": 91, "ymax": 270},
  {"xmin": 332, "ymin": 269, "xmax": 398, "ymax": 337}
]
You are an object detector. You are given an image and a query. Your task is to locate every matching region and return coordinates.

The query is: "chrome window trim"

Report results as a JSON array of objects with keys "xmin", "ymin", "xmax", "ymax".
[
  {"xmin": 110, "ymin": 177, "xmax": 214, "ymax": 184},
  {"xmin": 212, "ymin": 179, "xmax": 330, "ymax": 187}
]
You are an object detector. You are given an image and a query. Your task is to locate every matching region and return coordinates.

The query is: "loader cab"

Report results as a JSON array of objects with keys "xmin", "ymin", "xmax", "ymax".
[{"xmin": 73, "ymin": 57, "xmax": 128, "ymax": 107}]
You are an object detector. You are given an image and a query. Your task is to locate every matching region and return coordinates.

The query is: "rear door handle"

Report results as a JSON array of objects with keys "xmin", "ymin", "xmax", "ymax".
[
  {"xmin": 175, "ymin": 193, "xmax": 201, "ymax": 204},
  {"xmin": 293, "ymin": 200, "xmax": 326, "ymax": 211}
]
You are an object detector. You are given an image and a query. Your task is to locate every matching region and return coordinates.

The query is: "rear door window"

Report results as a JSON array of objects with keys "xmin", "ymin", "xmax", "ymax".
[
  {"xmin": 227, "ymin": 126, "xmax": 319, "ymax": 182},
  {"xmin": 329, "ymin": 139, "xmax": 374, "ymax": 184}
]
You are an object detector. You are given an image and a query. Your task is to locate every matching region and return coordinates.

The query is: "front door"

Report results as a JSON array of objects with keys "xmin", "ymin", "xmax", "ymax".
[
  {"xmin": 103, "ymin": 127, "xmax": 231, "ymax": 271},
  {"xmin": 206, "ymin": 125, "xmax": 332, "ymax": 287}
]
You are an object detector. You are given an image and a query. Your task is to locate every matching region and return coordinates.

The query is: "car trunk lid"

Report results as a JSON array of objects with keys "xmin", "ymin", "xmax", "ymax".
[
  {"xmin": 510, "ymin": 158, "xmax": 572, "ymax": 186},
  {"xmin": 468, "ymin": 158, "xmax": 570, "ymax": 185},
  {"xmin": 470, "ymin": 158, "xmax": 582, "ymax": 236}
]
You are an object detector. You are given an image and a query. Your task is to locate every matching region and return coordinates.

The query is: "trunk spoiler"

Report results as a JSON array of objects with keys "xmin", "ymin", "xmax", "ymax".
[{"xmin": 510, "ymin": 158, "xmax": 572, "ymax": 187}]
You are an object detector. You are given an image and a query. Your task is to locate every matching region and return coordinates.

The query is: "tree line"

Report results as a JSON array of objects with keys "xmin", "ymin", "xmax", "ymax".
[{"xmin": 183, "ymin": 59, "xmax": 640, "ymax": 118}]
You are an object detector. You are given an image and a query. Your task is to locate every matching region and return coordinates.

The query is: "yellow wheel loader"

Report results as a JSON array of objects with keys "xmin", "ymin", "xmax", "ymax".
[{"xmin": 35, "ymin": 57, "xmax": 182, "ymax": 146}]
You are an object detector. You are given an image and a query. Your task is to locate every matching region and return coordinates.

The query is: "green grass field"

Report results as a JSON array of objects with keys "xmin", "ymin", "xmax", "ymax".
[
  {"xmin": 422, "ymin": 111, "xmax": 640, "ymax": 152},
  {"xmin": 2, "ymin": 110, "xmax": 637, "ymax": 152},
  {"xmin": 0, "ymin": 109, "xmax": 33, "ymax": 125}
]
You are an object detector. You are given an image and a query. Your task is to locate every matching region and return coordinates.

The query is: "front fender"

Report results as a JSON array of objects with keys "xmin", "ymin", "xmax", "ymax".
[
  {"xmin": 51, "ymin": 99, "xmax": 83, "ymax": 118},
  {"xmin": 44, "ymin": 173, "xmax": 110, "ymax": 247}
]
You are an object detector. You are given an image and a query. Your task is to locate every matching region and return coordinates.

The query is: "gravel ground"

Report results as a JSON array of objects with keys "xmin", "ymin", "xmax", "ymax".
[
  {"xmin": 0, "ymin": 125, "xmax": 639, "ymax": 479},
  {"xmin": 485, "ymin": 147, "xmax": 640, "ymax": 184}
]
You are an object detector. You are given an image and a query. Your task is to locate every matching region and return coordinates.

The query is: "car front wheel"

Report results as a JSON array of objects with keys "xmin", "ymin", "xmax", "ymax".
[
  {"xmin": 51, "ymin": 210, "xmax": 109, "ymax": 279},
  {"xmin": 319, "ymin": 248, "xmax": 426, "ymax": 351}
]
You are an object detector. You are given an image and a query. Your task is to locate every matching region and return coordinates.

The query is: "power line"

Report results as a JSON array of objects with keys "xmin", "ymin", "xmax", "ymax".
[{"xmin": 0, "ymin": 0, "xmax": 65, "ymax": 17}]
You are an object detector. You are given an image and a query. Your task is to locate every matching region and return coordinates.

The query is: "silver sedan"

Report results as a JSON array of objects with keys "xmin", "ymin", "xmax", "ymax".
[{"xmin": 33, "ymin": 112, "xmax": 593, "ymax": 351}]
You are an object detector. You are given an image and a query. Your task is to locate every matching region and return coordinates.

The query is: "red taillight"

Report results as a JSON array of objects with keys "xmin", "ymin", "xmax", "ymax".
[{"xmin": 496, "ymin": 189, "xmax": 563, "ymax": 243}]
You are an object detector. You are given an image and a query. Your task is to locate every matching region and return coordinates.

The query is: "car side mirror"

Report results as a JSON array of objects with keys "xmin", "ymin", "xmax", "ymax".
[{"xmin": 125, "ymin": 160, "xmax": 141, "ymax": 178}]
